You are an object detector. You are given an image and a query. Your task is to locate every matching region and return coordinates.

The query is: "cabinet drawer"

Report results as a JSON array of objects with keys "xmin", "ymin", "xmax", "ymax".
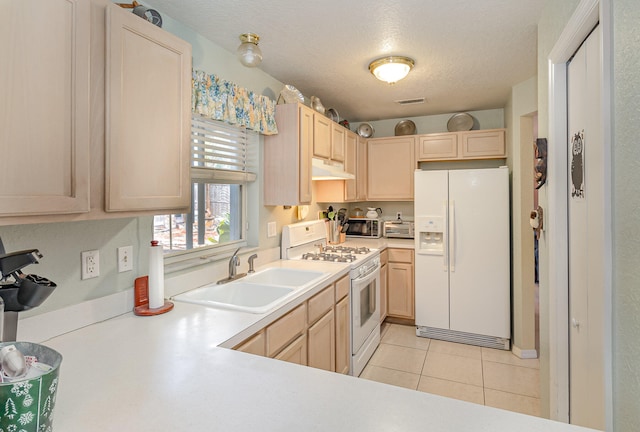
[
  {"xmin": 388, "ymin": 248, "xmax": 414, "ymax": 264},
  {"xmin": 380, "ymin": 249, "xmax": 389, "ymax": 266},
  {"xmin": 308, "ymin": 285, "xmax": 335, "ymax": 324},
  {"xmin": 460, "ymin": 129, "xmax": 505, "ymax": 158},
  {"xmin": 267, "ymin": 303, "xmax": 306, "ymax": 357},
  {"xmin": 335, "ymin": 275, "xmax": 350, "ymax": 302},
  {"xmin": 274, "ymin": 334, "xmax": 307, "ymax": 365},
  {"xmin": 417, "ymin": 133, "xmax": 458, "ymax": 160},
  {"xmin": 234, "ymin": 331, "xmax": 265, "ymax": 357}
]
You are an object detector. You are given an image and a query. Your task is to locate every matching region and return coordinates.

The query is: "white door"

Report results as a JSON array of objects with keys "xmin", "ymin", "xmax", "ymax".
[
  {"xmin": 414, "ymin": 170, "xmax": 449, "ymax": 329},
  {"xmin": 448, "ymin": 168, "xmax": 510, "ymax": 338},
  {"xmin": 567, "ymin": 25, "xmax": 605, "ymax": 430}
]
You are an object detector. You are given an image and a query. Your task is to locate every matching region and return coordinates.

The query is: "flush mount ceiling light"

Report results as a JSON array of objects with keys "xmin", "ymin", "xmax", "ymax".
[
  {"xmin": 368, "ymin": 56, "xmax": 415, "ymax": 84},
  {"xmin": 237, "ymin": 33, "xmax": 262, "ymax": 67}
]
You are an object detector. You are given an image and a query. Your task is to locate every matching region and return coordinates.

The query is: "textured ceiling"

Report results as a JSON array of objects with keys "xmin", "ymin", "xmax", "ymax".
[{"xmin": 145, "ymin": 0, "xmax": 544, "ymax": 123}]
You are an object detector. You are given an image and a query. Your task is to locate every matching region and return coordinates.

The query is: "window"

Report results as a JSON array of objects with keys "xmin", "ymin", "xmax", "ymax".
[{"xmin": 154, "ymin": 116, "xmax": 257, "ymax": 254}]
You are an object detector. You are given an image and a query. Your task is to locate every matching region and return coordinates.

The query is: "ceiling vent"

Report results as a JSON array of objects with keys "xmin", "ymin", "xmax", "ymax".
[{"xmin": 395, "ymin": 97, "xmax": 425, "ymax": 105}]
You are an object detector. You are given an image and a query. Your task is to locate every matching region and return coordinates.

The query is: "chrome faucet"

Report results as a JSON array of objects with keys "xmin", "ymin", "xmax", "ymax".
[{"xmin": 217, "ymin": 247, "xmax": 246, "ymax": 284}]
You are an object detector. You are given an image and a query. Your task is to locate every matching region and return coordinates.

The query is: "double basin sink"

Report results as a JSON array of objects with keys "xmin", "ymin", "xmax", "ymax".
[{"xmin": 173, "ymin": 267, "xmax": 328, "ymax": 314}]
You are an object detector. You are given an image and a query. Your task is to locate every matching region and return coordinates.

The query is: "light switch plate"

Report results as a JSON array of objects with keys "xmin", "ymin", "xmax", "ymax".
[
  {"xmin": 118, "ymin": 246, "xmax": 133, "ymax": 272},
  {"xmin": 267, "ymin": 221, "xmax": 277, "ymax": 238}
]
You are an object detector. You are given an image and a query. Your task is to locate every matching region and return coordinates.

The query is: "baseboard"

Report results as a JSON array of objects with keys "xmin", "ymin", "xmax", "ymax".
[{"xmin": 512, "ymin": 345, "xmax": 538, "ymax": 359}]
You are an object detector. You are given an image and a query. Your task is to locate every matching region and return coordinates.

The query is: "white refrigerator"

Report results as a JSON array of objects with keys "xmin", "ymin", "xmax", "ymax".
[{"xmin": 414, "ymin": 167, "xmax": 510, "ymax": 349}]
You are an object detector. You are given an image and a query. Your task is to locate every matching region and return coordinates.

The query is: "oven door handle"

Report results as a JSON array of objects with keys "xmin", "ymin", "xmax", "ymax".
[{"xmin": 368, "ymin": 279, "xmax": 377, "ymax": 314}]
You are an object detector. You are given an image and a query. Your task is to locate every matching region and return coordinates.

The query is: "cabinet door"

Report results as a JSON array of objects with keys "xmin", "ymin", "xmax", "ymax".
[
  {"xmin": 387, "ymin": 262, "xmax": 414, "ymax": 320},
  {"xmin": 331, "ymin": 123, "xmax": 345, "ymax": 163},
  {"xmin": 313, "ymin": 114, "xmax": 332, "ymax": 159},
  {"xmin": 380, "ymin": 263, "xmax": 388, "ymax": 322},
  {"xmin": 367, "ymin": 137, "xmax": 415, "ymax": 200},
  {"xmin": 460, "ymin": 129, "xmax": 505, "ymax": 159},
  {"xmin": 264, "ymin": 103, "xmax": 312, "ymax": 206},
  {"xmin": 266, "ymin": 303, "xmax": 306, "ymax": 357},
  {"xmin": 0, "ymin": 0, "xmax": 90, "ymax": 216},
  {"xmin": 417, "ymin": 133, "xmax": 458, "ymax": 161},
  {"xmin": 335, "ymin": 296, "xmax": 350, "ymax": 374},
  {"xmin": 308, "ymin": 309, "xmax": 335, "ymax": 372},
  {"xmin": 298, "ymin": 105, "xmax": 314, "ymax": 204},
  {"xmin": 275, "ymin": 334, "xmax": 307, "ymax": 366},
  {"xmin": 356, "ymin": 136, "xmax": 368, "ymax": 201},
  {"xmin": 106, "ymin": 4, "xmax": 191, "ymax": 212},
  {"xmin": 234, "ymin": 332, "xmax": 266, "ymax": 357},
  {"xmin": 344, "ymin": 132, "xmax": 357, "ymax": 201}
]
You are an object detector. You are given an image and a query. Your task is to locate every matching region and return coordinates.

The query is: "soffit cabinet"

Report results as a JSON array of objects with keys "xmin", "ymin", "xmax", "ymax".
[
  {"xmin": 0, "ymin": 0, "xmax": 192, "ymax": 225},
  {"xmin": 0, "ymin": 0, "xmax": 91, "ymax": 217}
]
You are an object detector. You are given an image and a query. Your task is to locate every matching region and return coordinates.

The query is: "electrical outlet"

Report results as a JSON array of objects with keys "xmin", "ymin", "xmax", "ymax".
[
  {"xmin": 117, "ymin": 246, "xmax": 133, "ymax": 273},
  {"xmin": 81, "ymin": 250, "xmax": 100, "ymax": 280},
  {"xmin": 396, "ymin": 212, "xmax": 402, "ymax": 220}
]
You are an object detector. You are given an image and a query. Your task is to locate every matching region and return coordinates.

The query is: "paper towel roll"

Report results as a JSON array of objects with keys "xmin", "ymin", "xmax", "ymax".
[{"xmin": 148, "ymin": 240, "xmax": 165, "ymax": 309}]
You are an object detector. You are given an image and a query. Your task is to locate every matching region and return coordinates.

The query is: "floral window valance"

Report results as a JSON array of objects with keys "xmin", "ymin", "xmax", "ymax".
[{"xmin": 192, "ymin": 70, "xmax": 278, "ymax": 135}]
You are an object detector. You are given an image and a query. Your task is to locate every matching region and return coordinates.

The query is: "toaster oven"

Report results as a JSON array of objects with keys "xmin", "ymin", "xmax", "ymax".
[{"xmin": 383, "ymin": 220, "xmax": 415, "ymax": 239}]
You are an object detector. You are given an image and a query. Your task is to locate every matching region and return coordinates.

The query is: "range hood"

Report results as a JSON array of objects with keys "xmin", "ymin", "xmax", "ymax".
[{"xmin": 311, "ymin": 158, "xmax": 355, "ymax": 180}]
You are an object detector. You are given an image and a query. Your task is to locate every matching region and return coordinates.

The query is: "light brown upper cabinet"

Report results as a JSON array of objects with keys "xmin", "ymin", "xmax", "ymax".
[
  {"xmin": 264, "ymin": 103, "xmax": 314, "ymax": 206},
  {"xmin": 0, "ymin": 0, "xmax": 91, "ymax": 216},
  {"xmin": 416, "ymin": 129, "xmax": 505, "ymax": 161},
  {"xmin": 367, "ymin": 136, "xmax": 416, "ymax": 201},
  {"xmin": 330, "ymin": 122, "xmax": 346, "ymax": 163},
  {"xmin": 105, "ymin": 4, "xmax": 192, "ymax": 212},
  {"xmin": 344, "ymin": 131, "xmax": 357, "ymax": 201},
  {"xmin": 313, "ymin": 114, "xmax": 332, "ymax": 160},
  {"xmin": 355, "ymin": 136, "xmax": 368, "ymax": 201}
]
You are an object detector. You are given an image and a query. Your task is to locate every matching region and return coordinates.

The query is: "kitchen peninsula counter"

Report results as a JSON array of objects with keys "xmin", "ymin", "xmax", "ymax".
[{"xmin": 42, "ymin": 259, "xmax": 595, "ymax": 431}]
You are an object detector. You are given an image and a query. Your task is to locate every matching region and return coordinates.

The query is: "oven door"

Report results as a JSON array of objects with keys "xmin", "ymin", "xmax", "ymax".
[{"xmin": 351, "ymin": 265, "xmax": 381, "ymax": 354}]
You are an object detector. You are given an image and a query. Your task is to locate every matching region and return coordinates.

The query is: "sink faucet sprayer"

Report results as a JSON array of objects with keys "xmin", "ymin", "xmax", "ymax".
[{"xmin": 248, "ymin": 254, "xmax": 258, "ymax": 273}]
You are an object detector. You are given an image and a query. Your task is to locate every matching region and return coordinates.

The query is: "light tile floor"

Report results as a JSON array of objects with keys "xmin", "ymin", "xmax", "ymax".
[{"xmin": 360, "ymin": 323, "xmax": 541, "ymax": 417}]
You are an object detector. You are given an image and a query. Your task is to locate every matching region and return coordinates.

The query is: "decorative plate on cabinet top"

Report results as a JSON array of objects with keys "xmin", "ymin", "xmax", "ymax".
[
  {"xmin": 326, "ymin": 108, "xmax": 339, "ymax": 123},
  {"xmin": 447, "ymin": 112, "xmax": 474, "ymax": 131},
  {"xmin": 357, "ymin": 122, "xmax": 374, "ymax": 138},
  {"xmin": 278, "ymin": 85, "xmax": 305, "ymax": 104},
  {"xmin": 394, "ymin": 119, "xmax": 417, "ymax": 136}
]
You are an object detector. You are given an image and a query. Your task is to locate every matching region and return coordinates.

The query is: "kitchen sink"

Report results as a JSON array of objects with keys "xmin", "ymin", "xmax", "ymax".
[
  {"xmin": 172, "ymin": 267, "xmax": 328, "ymax": 314},
  {"xmin": 243, "ymin": 267, "xmax": 326, "ymax": 287}
]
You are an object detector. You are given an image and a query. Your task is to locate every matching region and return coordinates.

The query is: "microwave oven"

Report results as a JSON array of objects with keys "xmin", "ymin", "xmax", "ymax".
[{"xmin": 345, "ymin": 218, "xmax": 383, "ymax": 238}]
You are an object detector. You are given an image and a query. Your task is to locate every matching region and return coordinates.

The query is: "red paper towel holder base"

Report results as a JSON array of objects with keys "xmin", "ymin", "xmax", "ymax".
[{"xmin": 133, "ymin": 276, "xmax": 174, "ymax": 316}]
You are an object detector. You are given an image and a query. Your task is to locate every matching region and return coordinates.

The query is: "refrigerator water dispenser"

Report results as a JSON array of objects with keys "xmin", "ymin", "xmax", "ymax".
[{"xmin": 416, "ymin": 216, "xmax": 445, "ymax": 255}]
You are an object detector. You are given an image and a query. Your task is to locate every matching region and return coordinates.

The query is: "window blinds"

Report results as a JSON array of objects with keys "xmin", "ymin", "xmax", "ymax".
[{"xmin": 191, "ymin": 115, "xmax": 257, "ymax": 183}]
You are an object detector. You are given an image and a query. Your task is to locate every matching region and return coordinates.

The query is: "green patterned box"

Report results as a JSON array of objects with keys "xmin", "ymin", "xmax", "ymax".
[{"xmin": 0, "ymin": 342, "xmax": 62, "ymax": 432}]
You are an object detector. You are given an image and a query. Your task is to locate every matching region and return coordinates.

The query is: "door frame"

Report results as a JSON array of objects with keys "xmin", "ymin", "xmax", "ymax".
[{"xmin": 546, "ymin": 0, "xmax": 613, "ymax": 427}]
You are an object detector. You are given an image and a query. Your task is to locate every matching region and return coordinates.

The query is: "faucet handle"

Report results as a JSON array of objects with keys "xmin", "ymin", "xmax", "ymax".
[{"xmin": 248, "ymin": 254, "xmax": 258, "ymax": 273}]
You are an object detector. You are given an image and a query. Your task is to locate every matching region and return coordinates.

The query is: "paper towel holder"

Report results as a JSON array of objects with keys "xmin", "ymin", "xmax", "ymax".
[{"xmin": 133, "ymin": 276, "xmax": 174, "ymax": 316}]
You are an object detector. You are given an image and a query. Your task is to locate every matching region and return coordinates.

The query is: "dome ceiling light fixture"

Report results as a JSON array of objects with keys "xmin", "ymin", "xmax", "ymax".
[
  {"xmin": 237, "ymin": 33, "xmax": 262, "ymax": 67},
  {"xmin": 368, "ymin": 56, "xmax": 415, "ymax": 84}
]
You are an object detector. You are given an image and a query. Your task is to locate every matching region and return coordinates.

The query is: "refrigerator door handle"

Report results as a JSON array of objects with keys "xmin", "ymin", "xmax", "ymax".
[
  {"xmin": 449, "ymin": 200, "xmax": 455, "ymax": 272},
  {"xmin": 443, "ymin": 201, "xmax": 449, "ymax": 272}
]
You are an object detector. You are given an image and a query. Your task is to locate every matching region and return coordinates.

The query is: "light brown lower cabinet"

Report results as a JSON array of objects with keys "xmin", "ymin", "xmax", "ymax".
[
  {"xmin": 387, "ymin": 248, "xmax": 415, "ymax": 321},
  {"xmin": 380, "ymin": 249, "xmax": 389, "ymax": 323},
  {"xmin": 233, "ymin": 275, "xmax": 350, "ymax": 375},
  {"xmin": 275, "ymin": 334, "xmax": 307, "ymax": 365},
  {"xmin": 335, "ymin": 296, "xmax": 350, "ymax": 374},
  {"xmin": 234, "ymin": 331, "xmax": 266, "ymax": 357},
  {"xmin": 307, "ymin": 310, "xmax": 335, "ymax": 371}
]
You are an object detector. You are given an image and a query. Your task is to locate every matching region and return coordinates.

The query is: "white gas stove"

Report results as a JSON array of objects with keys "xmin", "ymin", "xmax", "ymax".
[{"xmin": 282, "ymin": 220, "xmax": 381, "ymax": 377}]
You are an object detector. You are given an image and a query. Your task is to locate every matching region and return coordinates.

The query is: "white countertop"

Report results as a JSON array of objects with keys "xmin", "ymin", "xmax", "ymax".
[{"xmin": 41, "ymin": 249, "xmax": 596, "ymax": 431}]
